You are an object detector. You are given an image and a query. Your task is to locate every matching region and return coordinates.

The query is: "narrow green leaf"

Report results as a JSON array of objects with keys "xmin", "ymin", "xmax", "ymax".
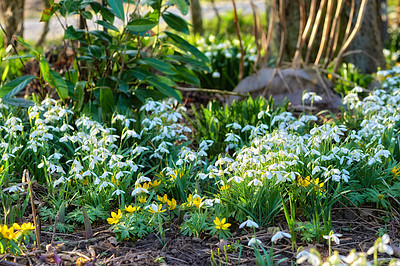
[
  {"xmin": 147, "ymin": 77, "xmax": 181, "ymax": 102},
  {"xmin": 0, "ymin": 75, "xmax": 36, "ymax": 98},
  {"xmin": 162, "ymin": 12, "xmax": 189, "ymax": 34},
  {"xmin": 13, "ymin": 36, "xmax": 39, "ymax": 57},
  {"xmin": 40, "ymin": 4, "xmax": 60, "ymax": 22},
  {"xmin": 95, "ymin": 20, "xmax": 119, "ymax": 32},
  {"xmin": 139, "ymin": 57, "xmax": 176, "ymax": 75},
  {"xmin": 107, "ymin": 0, "xmax": 125, "ymax": 21},
  {"xmin": 3, "ymin": 54, "xmax": 35, "ymax": 61},
  {"xmin": 49, "ymin": 69, "xmax": 69, "ymax": 102},
  {"xmin": 165, "ymin": 32, "xmax": 210, "ymax": 64},
  {"xmin": 100, "ymin": 88, "xmax": 114, "ymax": 115},
  {"xmin": 2, "ymin": 98, "xmax": 34, "ymax": 108},
  {"xmin": 127, "ymin": 19, "xmax": 157, "ymax": 33}
]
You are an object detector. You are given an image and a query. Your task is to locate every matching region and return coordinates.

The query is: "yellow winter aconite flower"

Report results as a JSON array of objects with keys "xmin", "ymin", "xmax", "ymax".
[
  {"xmin": 125, "ymin": 205, "xmax": 140, "ymax": 213},
  {"xmin": 378, "ymin": 194, "xmax": 385, "ymax": 200},
  {"xmin": 13, "ymin": 222, "xmax": 34, "ymax": 231},
  {"xmin": 1, "ymin": 225, "xmax": 16, "ymax": 240},
  {"xmin": 137, "ymin": 182, "xmax": 149, "ymax": 190},
  {"xmin": 193, "ymin": 197, "xmax": 202, "ymax": 208},
  {"xmin": 298, "ymin": 176, "xmax": 311, "ymax": 187},
  {"xmin": 148, "ymin": 204, "xmax": 166, "ymax": 213},
  {"xmin": 138, "ymin": 195, "xmax": 147, "ymax": 204},
  {"xmin": 392, "ymin": 166, "xmax": 400, "ymax": 178},
  {"xmin": 167, "ymin": 198, "xmax": 177, "ymax": 210},
  {"xmin": 107, "ymin": 209, "xmax": 122, "ymax": 225},
  {"xmin": 0, "ymin": 165, "xmax": 4, "ymax": 173},
  {"xmin": 214, "ymin": 217, "xmax": 231, "ymax": 231},
  {"xmin": 157, "ymin": 194, "xmax": 168, "ymax": 203},
  {"xmin": 150, "ymin": 179, "xmax": 161, "ymax": 187}
]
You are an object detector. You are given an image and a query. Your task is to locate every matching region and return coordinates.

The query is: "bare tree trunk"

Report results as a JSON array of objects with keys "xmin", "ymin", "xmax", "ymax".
[
  {"xmin": 190, "ymin": 0, "xmax": 203, "ymax": 35},
  {"xmin": 0, "ymin": 0, "xmax": 25, "ymax": 47},
  {"xmin": 345, "ymin": 0, "xmax": 386, "ymax": 73}
]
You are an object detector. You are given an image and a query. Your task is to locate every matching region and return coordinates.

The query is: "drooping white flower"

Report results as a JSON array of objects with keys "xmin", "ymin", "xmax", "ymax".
[
  {"xmin": 271, "ymin": 231, "xmax": 291, "ymax": 243},
  {"xmin": 239, "ymin": 219, "xmax": 259, "ymax": 229}
]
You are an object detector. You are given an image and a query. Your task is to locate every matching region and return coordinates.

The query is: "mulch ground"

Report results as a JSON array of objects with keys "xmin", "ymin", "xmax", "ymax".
[{"xmin": 1, "ymin": 206, "xmax": 398, "ymax": 265}]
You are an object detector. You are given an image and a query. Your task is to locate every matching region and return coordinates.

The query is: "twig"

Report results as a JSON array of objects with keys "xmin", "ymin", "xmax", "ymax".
[
  {"xmin": 176, "ymin": 86, "xmax": 248, "ymax": 97},
  {"xmin": 25, "ymin": 170, "xmax": 41, "ymax": 250},
  {"xmin": 40, "ymin": 235, "xmax": 109, "ymax": 248},
  {"xmin": 305, "ymin": 0, "xmax": 327, "ymax": 65},
  {"xmin": 314, "ymin": 0, "xmax": 334, "ymax": 65},
  {"xmin": 292, "ymin": 0, "xmax": 306, "ymax": 68}
]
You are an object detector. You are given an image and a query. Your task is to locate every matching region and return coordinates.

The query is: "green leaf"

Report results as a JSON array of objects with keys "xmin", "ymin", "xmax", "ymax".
[
  {"xmin": 39, "ymin": 56, "xmax": 52, "ymax": 85},
  {"xmin": 49, "ymin": 69, "xmax": 69, "ymax": 102},
  {"xmin": 3, "ymin": 54, "xmax": 35, "ymax": 61},
  {"xmin": 127, "ymin": 19, "xmax": 157, "ymax": 33},
  {"xmin": 81, "ymin": 10, "xmax": 93, "ymax": 20},
  {"xmin": 65, "ymin": 26, "xmax": 85, "ymax": 40},
  {"xmin": 100, "ymin": 87, "xmax": 114, "ymax": 117},
  {"xmin": 89, "ymin": 30, "xmax": 113, "ymax": 43},
  {"xmin": 107, "ymin": 0, "xmax": 124, "ymax": 21},
  {"xmin": 0, "ymin": 75, "xmax": 36, "ymax": 98},
  {"xmin": 139, "ymin": 57, "xmax": 176, "ymax": 75},
  {"xmin": 95, "ymin": 20, "xmax": 119, "ymax": 32},
  {"xmin": 162, "ymin": 12, "xmax": 189, "ymax": 34},
  {"xmin": 165, "ymin": 32, "xmax": 210, "ymax": 64},
  {"xmin": 170, "ymin": 0, "xmax": 188, "ymax": 15},
  {"xmin": 147, "ymin": 77, "xmax": 181, "ymax": 102},
  {"xmin": 2, "ymin": 98, "xmax": 34, "ymax": 107},
  {"xmin": 40, "ymin": 4, "xmax": 60, "ymax": 22},
  {"xmin": 88, "ymin": 45, "xmax": 103, "ymax": 58},
  {"xmin": 100, "ymin": 6, "xmax": 115, "ymax": 24},
  {"xmin": 166, "ymin": 55, "xmax": 210, "ymax": 72},
  {"xmin": 13, "ymin": 36, "xmax": 39, "ymax": 57}
]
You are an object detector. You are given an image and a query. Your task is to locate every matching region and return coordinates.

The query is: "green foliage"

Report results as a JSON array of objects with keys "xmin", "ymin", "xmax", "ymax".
[
  {"xmin": 188, "ymin": 96, "xmax": 289, "ymax": 158},
  {"xmin": 6, "ymin": 0, "xmax": 209, "ymax": 122},
  {"xmin": 331, "ymin": 63, "xmax": 374, "ymax": 95}
]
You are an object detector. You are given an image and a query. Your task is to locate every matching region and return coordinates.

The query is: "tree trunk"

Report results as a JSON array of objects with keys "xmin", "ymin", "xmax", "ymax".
[
  {"xmin": 190, "ymin": 0, "xmax": 203, "ymax": 35},
  {"xmin": 265, "ymin": 0, "xmax": 385, "ymax": 73},
  {"xmin": 0, "ymin": 0, "xmax": 25, "ymax": 47},
  {"xmin": 345, "ymin": 0, "xmax": 386, "ymax": 73}
]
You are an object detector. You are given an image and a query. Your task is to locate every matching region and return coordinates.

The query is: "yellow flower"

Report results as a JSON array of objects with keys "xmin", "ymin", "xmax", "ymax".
[
  {"xmin": 392, "ymin": 166, "xmax": 400, "ymax": 178},
  {"xmin": 157, "ymin": 194, "xmax": 168, "ymax": 204},
  {"xmin": 167, "ymin": 198, "xmax": 177, "ymax": 210},
  {"xmin": 148, "ymin": 204, "xmax": 166, "ymax": 213},
  {"xmin": 0, "ymin": 165, "xmax": 4, "ymax": 173},
  {"xmin": 107, "ymin": 209, "xmax": 122, "ymax": 225},
  {"xmin": 1, "ymin": 225, "xmax": 16, "ymax": 240},
  {"xmin": 13, "ymin": 222, "xmax": 35, "ymax": 238},
  {"xmin": 138, "ymin": 195, "xmax": 147, "ymax": 204},
  {"xmin": 125, "ymin": 205, "xmax": 140, "ymax": 213},
  {"xmin": 138, "ymin": 182, "xmax": 149, "ymax": 190},
  {"xmin": 193, "ymin": 197, "xmax": 202, "ymax": 208},
  {"xmin": 150, "ymin": 180, "xmax": 161, "ymax": 187},
  {"xmin": 378, "ymin": 194, "xmax": 385, "ymax": 200},
  {"xmin": 298, "ymin": 176, "xmax": 311, "ymax": 187},
  {"xmin": 220, "ymin": 185, "xmax": 229, "ymax": 191},
  {"xmin": 213, "ymin": 217, "xmax": 231, "ymax": 231}
]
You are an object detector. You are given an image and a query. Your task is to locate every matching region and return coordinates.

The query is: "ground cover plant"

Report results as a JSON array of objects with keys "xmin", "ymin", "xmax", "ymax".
[
  {"xmin": 1, "ymin": 0, "xmax": 400, "ymax": 265},
  {"xmin": 0, "ymin": 66, "xmax": 400, "ymax": 263}
]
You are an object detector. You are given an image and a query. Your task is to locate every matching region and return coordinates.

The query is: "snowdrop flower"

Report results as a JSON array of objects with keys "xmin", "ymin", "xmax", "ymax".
[
  {"xmin": 248, "ymin": 178, "xmax": 262, "ymax": 186},
  {"xmin": 212, "ymin": 72, "xmax": 221, "ymax": 78},
  {"xmin": 239, "ymin": 219, "xmax": 259, "ymax": 229},
  {"xmin": 112, "ymin": 189, "xmax": 125, "ymax": 196},
  {"xmin": 135, "ymin": 175, "xmax": 151, "ymax": 185},
  {"xmin": 323, "ymin": 232, "xmax": 342, "ymax": 244},
  {"xmin": 248, "ymin": 237, "xmax": 262, "ymax": 246},
  {"xmin": 296, "ymin": 251, "xmax": 321, "ymax": 265},
  {"xmin": 131, "ymin": 187, "xmax": 149, "ymax": 196},
  {"xmin": 303, "ymin": 92, "xmax": 322, "ymax": 102},
  {"xmin": 3, "ymin": 184, "xmax": 24, "ymax": 193},
  {"xmin": 271, "ymin": 231, "xmax": 291, "ymax": 243},
  {"xmin": 227, "ymin": 175, "xmax": 244, "ymax": 183},
  {"xmin": 367, "ymin": 234, "xmax": 393, "ymax": 255}
]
